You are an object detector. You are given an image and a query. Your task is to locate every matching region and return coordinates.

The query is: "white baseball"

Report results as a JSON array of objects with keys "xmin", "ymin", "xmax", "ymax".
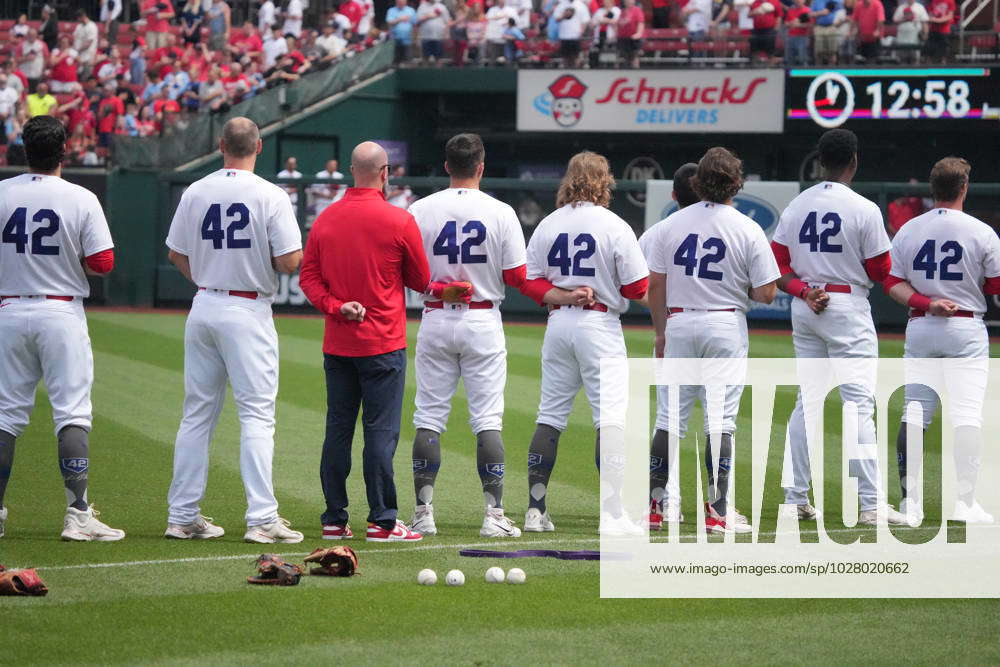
[
  {"xmin": 485, "ymin": 566, "xmax": 505, "ymax": 583},
  {"xmin": 506, "ymin": 567, "xmax": 526, "ymax": 584},
  {"xmin": 417, "ymin": 568, "xmax": 438, "ymax": 586},
  {"xmin": 445, "ymin": 569, "xmax": 465, "ymax": 586}
]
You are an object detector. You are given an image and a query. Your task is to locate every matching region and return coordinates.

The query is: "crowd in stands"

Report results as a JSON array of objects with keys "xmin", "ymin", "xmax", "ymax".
[
  {"xmin": 0, "ymin": 0, "xmax": 987, "ymax": 167},
  {"xmin": 387, "ymin": 0, "xmax": 974, "ymax": 66},
  {"xmin": 0, "ymin": 0, "xmax": 384, "ymax": 167}
]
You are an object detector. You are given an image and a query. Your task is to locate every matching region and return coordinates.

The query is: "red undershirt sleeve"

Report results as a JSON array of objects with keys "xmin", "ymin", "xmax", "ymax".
[
  {"xmin": 85, "ymin": 248, "xmax": 114, "ymax": 274},
  {"xmin": 619, "ymin": 276, "xmax": 648, "ymax": 299}
]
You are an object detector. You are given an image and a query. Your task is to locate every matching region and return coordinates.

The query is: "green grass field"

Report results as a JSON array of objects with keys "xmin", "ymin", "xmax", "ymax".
[{"xmin": 3, "ymin": 310, "xmax": 1000, "ymax": 665}]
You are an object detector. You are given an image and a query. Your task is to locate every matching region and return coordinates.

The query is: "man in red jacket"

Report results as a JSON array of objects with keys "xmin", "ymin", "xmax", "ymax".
[{"xmin": 299, "ymin": 141, "xmax": 431, "ymax": 543}]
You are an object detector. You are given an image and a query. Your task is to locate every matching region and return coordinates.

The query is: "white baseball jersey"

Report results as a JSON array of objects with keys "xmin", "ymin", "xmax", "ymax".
[
  {"xmin": 526, "ymin": 202, "xmax": 647, "ymax": 314},
  {"xmin": 647, "ymin": 202, "xmax": 779, "ymax": 311},
  {"xmin": 165, "ymin": 168, "xmax": 302, "ymax": 301},
  {"xmin": 772, "ymin": 181, "xmax": 890, "ymax": 289},
  {"xmin": 0, "ymin": 173, "xmax": 113, "ymax": 298},
  {"xmin": 890, "ymin": 207, "xmax": 1000, "ymax": 314},
  {"xmin": 410, "ymin": 187, "xmax": 527, "ymax": 303}
]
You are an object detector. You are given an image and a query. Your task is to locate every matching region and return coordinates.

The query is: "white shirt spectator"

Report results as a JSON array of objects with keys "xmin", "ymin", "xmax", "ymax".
[
  {"xmin": 592, "ymin": 4, "xmax": 621, "ymax": 41},
  {"xmin": 416, "ymin": 0, "xmax": 452, "ymax": 41},
  {"xmin": 258, "ymin": 0, "xmax": 276, "ymax": 31},
  {"xmin": 0, "ymin": 86, "xmax": 18, "ymax": 118},
  {"xmin": 893, "ymin": 1, "xmax": 928, "ymax": 44},
  {"xmin": 513, "ymin": 0, "xmax": 533, "ymax": 29},
  {"xmin": 317, "ymin": 31, "xmax": 347, "ymax": 55},
  {"xmin": 329, "ymin": 12, "xmax": 353, "ymax": 35},
  {"xmin": 73, "ymin": 20, "xmax": 99, "ymax": 66},
  {"xmin": 485, "ymin": 4, "xmax": 518, "ymax": 42},
  {"xmin": 283, "ymin": 0, "xmax": 304, "ymax": 36},
  {"xmin": 684, "ymin": 0, "xmax": 711, "ymax": 32},
  {"xmin": 357, "ymin": 0, "xmax": 375, "ymax": 35},
  {"xmin": 18, "ymin": 38, "xmax": 47, "ymax": 80},
  {"xmin": 733, "ymin": 0, "xmax": 753, "ymax": 29},
  {"xmin": 263, "ymin": 33, "xmax": 289, "ymax": 67},
  {"xmin": 277, "ymin": 168, "xmax": 303, "ymax": 205},
  {"xmin": 555, "ymin": 0, "xmax": 591, "ymax": 40}
]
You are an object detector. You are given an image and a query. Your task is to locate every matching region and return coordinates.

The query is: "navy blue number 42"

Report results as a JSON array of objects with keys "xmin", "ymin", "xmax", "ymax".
[
  {"xmin": 2, "ymin": 207, "xmax": 61, "ymax": 255},
  {"xmin": 673, "ymin": 233, "xmax": 726, "ymax": 280},
  {"xmin": 432, "ymin": 220, "xmax": 487, "ymax": 264},
  {"xmin": 913, "ymin": 239, "xmax": 964, "ymax": 281},
  {"xmin": 799, "ymin": 211, "xmax": 843, "ymax": 253},
  {"xmin": 202, "ymin": 203, "xmax": 251, "ymax": 249},
  {"xmin": 547, "ymin": 233, "xmax": 596, "ymax": 276}
]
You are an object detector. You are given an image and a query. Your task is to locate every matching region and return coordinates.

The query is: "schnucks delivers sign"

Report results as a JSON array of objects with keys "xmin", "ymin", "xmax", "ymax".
[{"xmin": 517, "ymin": 70, "xmax": 784, "ymax": 133}]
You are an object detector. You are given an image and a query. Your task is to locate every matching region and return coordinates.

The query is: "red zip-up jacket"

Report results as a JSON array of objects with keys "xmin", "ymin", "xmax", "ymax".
[{"xmin": 300, "ymin": 187, "xmax": 431, "ymax": 357}]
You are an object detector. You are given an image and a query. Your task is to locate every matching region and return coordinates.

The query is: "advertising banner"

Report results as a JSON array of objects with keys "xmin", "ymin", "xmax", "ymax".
[{"xmin": 518, "ymin": 70, "xmax": 785, "ymax": 133}]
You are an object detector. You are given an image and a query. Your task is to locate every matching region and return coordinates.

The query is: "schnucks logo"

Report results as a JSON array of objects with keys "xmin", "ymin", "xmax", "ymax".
[
  {"xmin": 594, "ymin": 76, "xmax": 770, "ymax": 106},
  {"xmin": 533, "ymin": 74, "xmax": 588, "ymax": 128}
]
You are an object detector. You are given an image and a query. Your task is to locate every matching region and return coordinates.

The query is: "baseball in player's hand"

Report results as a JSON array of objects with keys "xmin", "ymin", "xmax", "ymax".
[
  {"xmin": 928, "ymin": 298, "xmax": 959, "ymax": 317},
  {"xmin": 804, "ymin": 288, "xmax": 829, "ymax": 314},
  {"xmin": 654, "ymin": 334, "xmax": 666, "ymax": 358},
  {"xmin": 340, "ymin": 301, "xmax": 366, "ymax": 321}
]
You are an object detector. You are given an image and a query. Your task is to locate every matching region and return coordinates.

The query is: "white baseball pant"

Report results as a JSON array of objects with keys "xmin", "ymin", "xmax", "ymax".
[
  {"xmin": 536, "ymin": 307, "xmax": 627, "ymax": 431},
  {"xmin": 784, "ymin": 292, "xmax": 882, "ymax": 511},
  {"xmin": 0, "ymin": 296, "xmax": 94, "ymax": 437},
  {"xmin": 167, "ymin": 290, "xmax": 280, "ymax": 527},
  {"xmin": 413, "ymin": 304, "xmax": 506, "ymax": 435},
  {"xmin": 902, "ymin": 315, "xmax": 988, "ymax": 429},
  {"xmin": 659, "ymin": 309, "xmax": 749, "ymax": 439}
]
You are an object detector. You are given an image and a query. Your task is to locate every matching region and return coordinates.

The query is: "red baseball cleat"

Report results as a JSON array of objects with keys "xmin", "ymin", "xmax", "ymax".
[{"xmin": 366, "ymin": 520, "xmax": 423, "ymax": 542}]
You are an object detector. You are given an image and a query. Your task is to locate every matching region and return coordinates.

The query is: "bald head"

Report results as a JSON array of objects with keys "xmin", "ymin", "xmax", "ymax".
[
  {"xmin": 220, "ymin": 117, "xmax": 260, "ymax": 160},
  {"xmin": 350, "ymin": 141, "xmax": 389, "ymax": 188}
]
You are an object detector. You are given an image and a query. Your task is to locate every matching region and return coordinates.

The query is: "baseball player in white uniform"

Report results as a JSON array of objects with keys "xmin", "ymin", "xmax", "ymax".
[
  {"xmin": 165, "ymin": 117, "xmax": 305, "ymax": 543},
  {"xmin": 520, "ymin": 151, "xmax": 649, "ymax": 536},
  {"xmin": 885, "ymin": 157, "xmax": 1000, "ymax": 525},
  {"xmin": 406, "ymin": 134, "xmax": 526, "ymax": 538},
  {"xmin": 771, "ymin": 129, "xmax": 907, "ymax": 526},
  {"xmin": 0, "ymin": 116, "xmax": 124, "ymax": 541},
  {"xmin": 639, "ymin": 161, "xmax": 698, "ymax": 529},
  {"xmin": 646, "ymin": 147, "xmax": 780, "ymax": 535}
]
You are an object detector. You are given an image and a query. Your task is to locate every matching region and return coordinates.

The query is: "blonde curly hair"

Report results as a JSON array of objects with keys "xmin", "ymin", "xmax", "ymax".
[{"xmin": 556, "ymin": 151, "xmax": 615, "ymax": 208}]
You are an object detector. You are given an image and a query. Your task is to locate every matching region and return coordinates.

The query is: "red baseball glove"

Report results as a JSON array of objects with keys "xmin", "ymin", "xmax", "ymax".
[{"xmin": 0, "ymin": 567, "xmax": 49, "ymax": 596}]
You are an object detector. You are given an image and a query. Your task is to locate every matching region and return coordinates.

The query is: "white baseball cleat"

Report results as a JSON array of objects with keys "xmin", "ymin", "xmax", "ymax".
[
  {"xmin": 599, "ymin": 512, "xmax": 645, "ymax": 536},
  {"xmin": 481, "ymin": 507, "xmax": 521, "ymax": 538},
  {"xmin": 408, "ymin": 504, "xmax": 437, "ymax": 536},
  {"xmin": 0, "ymin": 506, "xmax": 6, "ymax": 538},
  {"xmin": 61, "ymin": 505, "xmax": 126, "ymax": 542},
  {"xmin": 952, "ymin": 500, "xmax": 994, "ymax": 524},
  {"xmin": 523, "ymin": 508, "xmax": 555, "ymax": 532},
  {"xmin": 780, "ymin": 503, "xmax": 820, "ymax": 521},
  {"xmin": 858, "ymin": 504, "xmax": 908, "ymax": 526},
  {"xmin": 244, "ymin": 517, "xmax": 304, "ymax": 544},
  {"xmin": 165, "ymin": 515, "xmax": 225, "ymax": 539},
  {"xmin": 899, "ymin": 498, "xmax": 924, "ymax": 527},
  {"xmin": 663, "ymin": 499, "xmax": 684, "ymax": 524}
]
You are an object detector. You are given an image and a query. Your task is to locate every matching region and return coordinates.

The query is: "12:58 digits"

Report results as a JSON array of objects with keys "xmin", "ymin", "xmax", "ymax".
[{"xmin": 865, "ymin": 79, "xmax": 971, "ymax": 119}]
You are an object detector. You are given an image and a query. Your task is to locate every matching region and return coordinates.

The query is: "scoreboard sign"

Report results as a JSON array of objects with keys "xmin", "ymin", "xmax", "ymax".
[{"xmin": 787, "ymin": 68, "xmax": 1000, "ymax": 128}]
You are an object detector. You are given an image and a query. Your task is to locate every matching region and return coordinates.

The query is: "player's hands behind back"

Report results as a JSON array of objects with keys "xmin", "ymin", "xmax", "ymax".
[
  {"xmin": 804, "ymin": 288, "xmax": 830, "ymax": 314},
  {"xmin": 928, "ymin": 298, "xmax": 959, "ymax": 317},
  {"xmin": 429, "ymin": 281, "xmax": 474, "ymax": 304}
]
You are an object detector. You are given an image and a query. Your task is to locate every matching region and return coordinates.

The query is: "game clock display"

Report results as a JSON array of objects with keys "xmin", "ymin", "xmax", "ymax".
[{"xmin": 787, "ymin": 68, "xmax": 1000, "ymax": 128}]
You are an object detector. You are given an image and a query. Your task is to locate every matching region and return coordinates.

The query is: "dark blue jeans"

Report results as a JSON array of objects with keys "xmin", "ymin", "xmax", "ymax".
[{"xmin": 320, "ymin": 349, "xmax": 407, "ymax": 530}]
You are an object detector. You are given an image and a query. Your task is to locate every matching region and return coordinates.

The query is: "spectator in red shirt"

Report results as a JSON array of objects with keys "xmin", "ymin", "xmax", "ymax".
[
  {"xmin": 924, "ymin": 0, "xmax": 953, "ymax": 62},
  {"xmin": 49, "ymin": 36, "xmax": 80, "ymax": 94},
  {"xmin": 299, "ymin": 141, "xmax": 431, "ymax": 542},
  {"xmin": 96, "ymin": 83, "xmax": 124, "ymax": 147},
  {"xmin": 61, "ymin": 90, "xmax": 96, "ymax": 135},
  {"xmin": 851, "ymin": 0, "xmax": 884, "ymax": 61},
  {"xmin": 784, "ymin": 0, "xmax": 811, "ymax": 64},
  {"xmin": 142, "ymin": 0, "xmax": 176, "ymax": 50},
  {"xmin": 749, "ymin": 0, "xmax": 782, "ymax": 63},
  {"xmin": 617, "ymin": 0, "xmax": 645, "ymax": 67},
  {"xmin": 228, "ymin": 21, "xmax": 265, "ymax": 63},
  {"xmin": 221, "ymin": 63, "xmax": 251, "ymax": 103},
  {"xmin": 340, "ymin": 0, "xmax": 366, "ymax": 29}
]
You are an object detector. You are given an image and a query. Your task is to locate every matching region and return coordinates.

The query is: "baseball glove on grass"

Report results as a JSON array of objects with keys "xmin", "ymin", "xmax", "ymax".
[
  {"xmin": 0, "ymin": 567, "xmax": 49, "ymax": 596},
  {"xmin": 304, "ymin": 546, "xmax": 359, "ymax": 577},
  {"xmin": 247, "ymin": 554, "xmax": 303, "ymax": 586}
]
